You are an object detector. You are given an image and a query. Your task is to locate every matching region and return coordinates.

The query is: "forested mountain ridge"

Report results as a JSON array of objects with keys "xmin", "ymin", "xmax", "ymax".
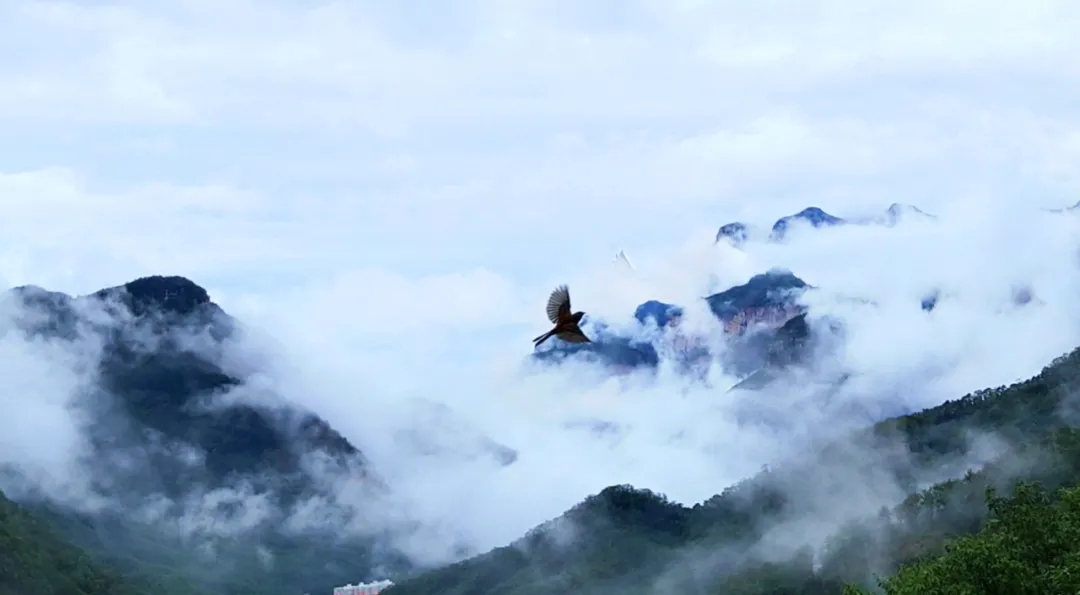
[
  {"xmin": 5, "ymin": 274, "xmax": 1080, "ymax": 594},
  {"xmin": 385, "ymin": 346, "xmax": 1080, "ymax": 594},
  {"xmin": 0, "ymin": 276, "xmax": 405, "ymax": 595},
  {"xmin": 0, "ymin": 488, "xmax": 200, "ymax": 595}
]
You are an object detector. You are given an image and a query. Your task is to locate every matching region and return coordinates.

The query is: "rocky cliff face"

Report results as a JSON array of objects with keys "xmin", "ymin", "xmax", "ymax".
[{"xmin": 531, "ymin": 270, "xmax": 821, "ymax": 380}]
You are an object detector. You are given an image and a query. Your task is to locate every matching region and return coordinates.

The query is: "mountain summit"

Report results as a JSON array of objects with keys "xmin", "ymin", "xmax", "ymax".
[
  {"xmin": 715, "ymin": 203, "xmax": 935, "ymax": 246},
  {"xmin": 1, "ymin": 275, "xmax": 406, "ymax": 595},
  {"xmin": 94, "ymin": 275, "xmax": 214, "ymax": 316},
  {"xmin": 8, "ymin": 275, "xmax": 368, "ymax": 492}
]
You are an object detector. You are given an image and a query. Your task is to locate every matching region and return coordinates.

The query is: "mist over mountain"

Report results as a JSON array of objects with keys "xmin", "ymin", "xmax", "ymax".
[
  {"xmin": 372, "ymin": 205, "xmax": 1080, "ymax": 593},
  {"xmin": 387, "ymin": 344, "xmax": 1080, "ymax": 594},
  {"xmin": 7, "ymin": 277, "xmax": 373, "ymax": 501},
  {"xmin": 0, "ymin": 275, "xmax": 516, "ymax": 594},
  {"xmin": 4, "ymin": 2, "xmax": 1080, "ymax": 593},
  {"xmin": 375, "ymin": 206, "xmax": 1080, "ymax": 595},
  {"xmin": 531, "ymin": 269, "xmax": 822, "ymax": 382},
  {"xmin": 716, "ymin": 204, "xmax": 937, "ymax": 246},
  {"xmin": 4, "ymin": 203, "xmax": 1080, "ymax": 595}
]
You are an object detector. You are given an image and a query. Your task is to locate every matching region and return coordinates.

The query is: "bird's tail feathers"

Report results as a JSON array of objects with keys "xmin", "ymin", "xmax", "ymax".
[{"xmin": 533, "ymin": 329, "xmax": 555, "ymax": 345}]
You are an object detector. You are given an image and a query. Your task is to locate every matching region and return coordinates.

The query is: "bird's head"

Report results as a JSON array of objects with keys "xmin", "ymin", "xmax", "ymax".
[{"xmin": 571, "ymin": 311, "xmax": 585, "ymax": 323}]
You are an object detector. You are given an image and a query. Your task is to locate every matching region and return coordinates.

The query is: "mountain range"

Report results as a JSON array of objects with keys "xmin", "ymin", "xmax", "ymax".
[
  {"xmin": 724, "ymin": 198, "xmax": 1080, "ymax": 247},
  {"xmin": 3, "ymin": 266, "xmax": 1080, "ymax": 595},
  {"xmin": 1, "ymin": 276, "xmax": 415, "ymax": 595},
  {"xmin": 1045, "ymin": 199, "xmax": 1080, "ymax": 214},
  {"xmin": 531, "ymin": 270, "xmax": 818, "ymax": 379},
  {"xmin": 716, "ymin": 204, "xmax": 936, "ymax": 246},
  {"xmin": 532, "ymin": 269, "xmax": 859, "ymax": 389},
  {"xmin": 385, "ymin": 347, "xmax": 1080, "ymax": 594},
  {"xmin": 534, "ymin": 205, "xmax": 949, "ymax": 384}
]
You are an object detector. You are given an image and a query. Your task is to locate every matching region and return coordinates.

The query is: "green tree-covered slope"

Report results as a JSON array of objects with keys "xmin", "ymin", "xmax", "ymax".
[
  {"xmin": 0, "ymin": 488, "xmax": 200, "ymax": 595},
  {"xmin": 848, "ymin": 479, "xmax": 1080, "ymax": 595},
  {"xmin": 385, "ymin": 346, "xmax": 1080, "ymax": 594}
]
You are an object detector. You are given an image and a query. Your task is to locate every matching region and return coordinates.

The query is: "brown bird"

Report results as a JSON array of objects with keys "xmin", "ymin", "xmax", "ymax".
[{"xmin": 533, "ymin": 284, "xmax": 591, "ymax": 346}]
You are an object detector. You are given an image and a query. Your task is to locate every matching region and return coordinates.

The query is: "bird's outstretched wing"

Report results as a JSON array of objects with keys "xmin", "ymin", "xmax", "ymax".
[
  {"xmin": 546, "ymin": 285, "xmax": 572, "ymax": 324},
  {"xmin": 556, "ymin": 327, "xmax": 591, "ymax": 343}
]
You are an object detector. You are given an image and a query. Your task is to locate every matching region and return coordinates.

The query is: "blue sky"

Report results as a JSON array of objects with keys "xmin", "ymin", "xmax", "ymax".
[{"xmin": 3, "ymin": 0, "xmax": 1080, "ymax": 565}]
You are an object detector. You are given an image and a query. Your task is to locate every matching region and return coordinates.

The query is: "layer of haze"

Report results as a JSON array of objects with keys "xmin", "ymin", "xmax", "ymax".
[{"xmin": 1, "ymin": 0, "xmax": 1080, "ymax": 570}]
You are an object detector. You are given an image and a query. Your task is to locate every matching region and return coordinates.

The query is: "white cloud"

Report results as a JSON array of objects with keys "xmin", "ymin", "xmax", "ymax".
[{"xmin": 0, "ymin": 0, "xmax": 1079, "ymax": 574}]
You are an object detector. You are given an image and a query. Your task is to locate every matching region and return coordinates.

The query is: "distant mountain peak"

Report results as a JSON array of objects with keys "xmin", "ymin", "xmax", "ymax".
[
  {"xmin": 11, "ymin": 283, "xmax": 54, "ymax": 295},
  {"xmin": 715, "ymin": 203, "xmax": 935, "ymax": 247},
  {"xmin": 93, "ymin": 275, "xmax": 212, "ymax": 317},
  {"xmin": 770, "ymin": 206, "xmax": 845, "ymax": 241},
  {"xmin": 4, "ymin": 285, "xmax": 79, "ymax": 339},
  {"xmin": 883, "ymin": 203, "xmax": 935, "ymax": 226},
  {"xmin": 1045, "ymin": 199, "xmax": 1080, "ymax": 214},
  {"xmin": 8, "ymin": 284, "xmax": 73, "ymax": 308},
  {"xmin": 886, "ymin": 202, "xmax": 920, "ymax": 214},
  {"xmin": 634, "ymin": 300, "xmax": 684, "ymax": 328},
  {"xmin": 4, "ymin": 274, "xmax": 372, "ymax": 499},
  {"xmin": 716, "ymin": 222, "xmax": 750, "ymax": 246},
  {"xmin": 533, "ymin": 269, "xmax": 813, "ymax": 379},
  {"xmin": 705, "ymin": 269, "xmax": 808, "ymax": 322}
]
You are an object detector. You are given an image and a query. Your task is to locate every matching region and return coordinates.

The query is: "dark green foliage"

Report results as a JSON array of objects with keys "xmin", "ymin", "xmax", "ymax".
[
  {"xmin": 846, "ymin": 481, "xmax": 1080, "ymax": 595},
  {"xmin": 0, "ymin": 489, "xmax": 192, "ymax": 595},
  {"xmin": 21, "ymin": 501, "xmax": 391, "ymax": 595},
  {"xmin": 384, "ymin": 487, "xmax": 695, "ymax": 595}
]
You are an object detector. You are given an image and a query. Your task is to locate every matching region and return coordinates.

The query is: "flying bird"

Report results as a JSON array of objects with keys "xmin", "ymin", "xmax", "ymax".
[{"xmin": 533, "ymin": 284, "xmax": 591, "ymax": 347}]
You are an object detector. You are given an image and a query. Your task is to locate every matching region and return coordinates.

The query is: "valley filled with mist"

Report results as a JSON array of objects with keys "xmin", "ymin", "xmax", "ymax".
[
  {"xmin": 3, "ymin": 1, "xmax": 1080, "ymax": 594},
  {"xmin": 5, "ymin": 203, "xmax": 1080, "ymax": 594}
]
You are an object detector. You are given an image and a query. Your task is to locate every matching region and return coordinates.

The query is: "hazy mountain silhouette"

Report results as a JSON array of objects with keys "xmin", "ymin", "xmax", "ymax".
[
  {"xmin": 715, "ymin": 203, "xmax": 935, "ymax": 246},
  {"xmin": 1, "ymin": 276, "xmax": 410, "ymax": 595}
]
